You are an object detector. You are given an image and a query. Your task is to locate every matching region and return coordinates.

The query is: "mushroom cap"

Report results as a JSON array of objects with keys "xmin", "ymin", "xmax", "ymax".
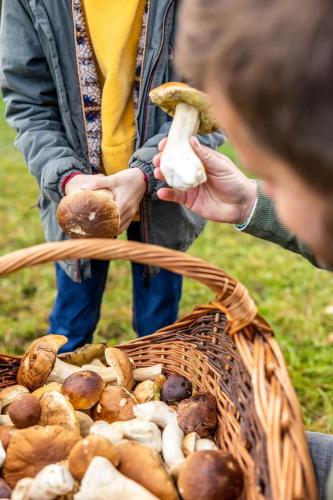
[
  {"xmin": 2, "ymin": 425, "xmax": 79, "ymax": 488},
  {"xmin": 149, "ymin": 82, "xmax": 219, "ymax": 134},
  {"xmin": 104, "ymin": 347, "xmax": 134, "ymax": 390},
  {"xmin": 17, "ymin": 334, "xmax": 68, "ymax": 391},
  {"xmin": 75, "ymin": 411, "xmax": 94, "ymax": 437},
  {"xmin": 161, "ymin": 374, "xmax": 192, "ymax": 404},
  {"xmin": 177, "ymin": 450, "xmax": 244, "ymax": 500},
  {"xmin": 8, "ymin": 394, "xmax": 41, "ymax": 429},
  {"xmin": 61, "ymin": 370, "xmax": 105, "ymax": 410},
  {"xmin": 134, "ymin": 380, "xmax": 155, "ymax": 403},
  {"xmin": 58, "ymin": 343, "xmax": 106, "ymax": 367},
  {"xmin": 0, "ymin": 386, "xmax": 29, "ymax": 414},
  {"xmin": 117, "ymin": 440, "xmax": 178, "ymax": 500},
  {"xmin": 0, "ymin": 478, "xmax": 12, "ymax": 499},
  {"xmin": 0, "ymin": 425, "xmax": 17, "ymax": 450},
  {"xmin": 32, "ymin": 382, "xmax": 62, "ymax": 400},
  {"xmin": 68, "ymin": 434, "xmax": 119, "ymax": 481},
  {"xmin": 57, "ymin": 189, "xmax": 120, "ymax": 239},
  {"xmin": 39, "ymin": 391, "xmax": 80, "ymax": 435},
  {"xmin": 177, "ymin": 393, "xmax": 217, "ymax": 437},
  {"xmin": 91, "ymin": 386, "xmax": 134, "ymax": 423}
]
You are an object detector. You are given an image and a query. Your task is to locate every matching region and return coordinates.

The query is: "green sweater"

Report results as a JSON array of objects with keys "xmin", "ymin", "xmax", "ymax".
[{"xmin": 241, "ymin": 182, "xmax": 323, "ymax": 268}]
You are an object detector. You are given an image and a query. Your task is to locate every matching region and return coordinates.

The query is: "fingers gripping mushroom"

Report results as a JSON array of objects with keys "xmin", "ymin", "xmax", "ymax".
[
  {"xmin": 133, "ymin": 401, "xmax": 178, "ymax": 427},
  {"xmin": 149, "ymin": 82, "xmax": 219, "ymax": 190},
  {"xmin": 74, "ymin": 456, "xmax": 158, "ymax": 500},
  {"xmin": 17, "ymin": 335, "xmax": 68, "ymax": 391},
  {"xmin": 57, "ymin": 189, "xmax": 120, "ymax": 239},
  {"xmin": 25, "ymin": 463, "xmax": 75, "ymax": 500}
]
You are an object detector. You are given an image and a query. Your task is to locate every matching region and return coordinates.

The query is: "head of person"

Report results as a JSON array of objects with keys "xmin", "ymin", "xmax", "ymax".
[{"xmin": 177, "ymin": 0, "xmax": 333, "ymax": 265}]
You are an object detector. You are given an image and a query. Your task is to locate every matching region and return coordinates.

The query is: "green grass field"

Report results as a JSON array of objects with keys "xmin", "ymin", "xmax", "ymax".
[{"xmin": 0, "ymin": 100, "xmax": 332, "ymax": 432}]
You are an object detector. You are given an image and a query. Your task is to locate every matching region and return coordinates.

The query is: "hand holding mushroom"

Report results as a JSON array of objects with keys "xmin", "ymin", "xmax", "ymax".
[{"xmin": 149, "ymin": 82, "xmax": 219, "ymax": 190}]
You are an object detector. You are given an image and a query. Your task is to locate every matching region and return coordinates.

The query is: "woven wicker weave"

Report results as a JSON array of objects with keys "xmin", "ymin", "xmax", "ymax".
[{"xmin": 0, "ymin": 239, "xmax": 317, "ymax": 500}]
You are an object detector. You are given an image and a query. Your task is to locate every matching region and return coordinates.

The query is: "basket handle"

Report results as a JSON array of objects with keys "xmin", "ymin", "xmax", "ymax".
[{"xmin": 0, "ymin": 239, "xmax": 258, "ymax": 334}]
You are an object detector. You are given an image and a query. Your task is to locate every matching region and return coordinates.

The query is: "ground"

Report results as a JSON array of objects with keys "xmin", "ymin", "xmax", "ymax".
[{"xmin": 0, "ymin": 100, "xmax": 332, "ymax": 432}]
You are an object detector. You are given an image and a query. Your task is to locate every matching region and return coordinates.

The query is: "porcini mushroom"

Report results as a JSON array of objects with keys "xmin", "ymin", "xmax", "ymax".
[
  {"xmin": 161, "ymin": 374, "xmax": 192, "ymax": 404},
  {"xmin": 133, "ymin": 401, "xmax": 178, "ymax": 427},
  {"xmin": 116, "ymin": 440, "xmax": 178, "ymax": 500},
  {"xmin": 91, "ymin": 385, "xmax": 134, "ymax": 423},
  {"xmin": 2, "ymin": 425, "xmax": 79, "ymax": 488},
  {"xmin": 0, "ymin": 440, "xmax": 6, "ymax": 468},
  {"xmin": 162, "ymin": 423, "xmax": 185, "ymax": 477},
  {"xmin": 149, "ymin": 82, "xmax": 219, "ymax": 190},
  {"xmin": 39, "ymin": 391, "xmax": 79, "ymax": 435},
  {"xmin": 182, "ymin": 432, "xmax": 218, "ymax": 456},
  {"xmin": 133, "ymin": 364, "xmax": 163, "ymax": 382},
  {"xmin": 17, "ymin": 335, "xmax": 68, "ymax": 391},
  {"xmin": 75, "ymin": 411, "xmax": 94, "ymax": 437},
  {"xmin": 177, "ymin": 393, "xmax": 218, "ymax": 437},
  {"xmin": 74, "ymin": 456, "xmax": 158, "ymax": 500},
  {"xmin": 104, "ymin": 347, "xmax": 134, "ymax": 390},
  {"xmin": 58, "ymin": 343, "xmax": 106, "ymax": 366},
  {"xmin": 25, "ymin": 463, "xmax": 75, "ymax": 500},
  {"xmin": 134, "ymin": 380, "xmax": 155, "ymax": 403},
  {"xmin": 0, "ymin": 386, "xmax": 29, "ymax": 414},
  {"xmin": 0, "ymin": 425, "xmax": 17, "ymax": 450},
  {"xmin": 68, "ymin": 434, "xmax": 119, "ymax": 481},
  {"xmin": 32, "ymin": 382, "xmax": 62, "ymax": 400},
  {"xmin": 90, "ymin": 418, "xmax": 162, "ymax": 452},
  {"xmin": 62, "ymin": 370, "xmax": 105, "ymax": 410},
  {"xmin": 177, "ymin": 450, "xmax": 244, "ymax": 500},
  {"xmin": 57, "ymin": 189, "xmax": 120, "ymax": 239},
  {"xmin": 8, "ymin": 394, "xmax": 41, "ymax": 429}
]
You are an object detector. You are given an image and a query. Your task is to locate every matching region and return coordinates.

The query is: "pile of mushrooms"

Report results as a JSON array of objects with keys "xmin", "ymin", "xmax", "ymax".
[{"xmin": 0, "ymin": 335, "xmax": 244, "ymax": 499}]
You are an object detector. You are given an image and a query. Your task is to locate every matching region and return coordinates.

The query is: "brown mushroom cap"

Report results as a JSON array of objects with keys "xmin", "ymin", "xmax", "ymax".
[
  {"xmin": 91, "ymin": 385, "xmax": 134, "ymax": 423},
  {"xmin": 161, "ymin": 374, "xmax": 192, "ymax": 404},
  {"xmin": 117, "ymin": 440, "xmax": 178, "ymax": 500},
  {"xmin": 149, "ymin": 82, "xmax": 219, "ymax": 134},
  {"xmin": 58, "ymin": 343, "xmax": 106, "ymax": 366},
  {"xmin": 57, "ymin": 189, "xmax": 120, "ymax": 239},
  {"xmin": 0, "ymin": 386, "xmax": 29, "ymax": 414},
  {"xmin": 8, "ymin": 394, "xmax": 41, "ymax": 429},
  {"xmin": 32, "ymin": 382, "xmax": 62, "ymax": 400},
  {"xmin": 0, "ymin": 478, "xmax": 12, "ymax": 499},
  {"xmin": 76, "ymin": 411, "xmax": 94, "ymax": 437},
  {"xmin": 2, "ymin": 425, "xmax": 79, "ymax": 488},
  {"xmin": 17, "ymin": 334, "xmax": 68, "ymax": 391},
  {"xmin": 39, "ymin": 391, "xmax": 80, "ymax": 435},
  {"xmin": 61, "ymin": 370, "xmax": 105, "ymax": 410},
  {"xmin": 0, "ymin": 426, "xmax": 17, "ymax": 450},
  {"xmin": 178, "ymin": 450, "xmax": 244, "ymax": 500},
  {"xmin": 104, "ymin": 347, "xmax": 134, "ymax": 390},
  {"xmin": 68, "ymin": 434, "xmax": 119, "ymax": 481},
  {"xmin": 177, "ymin": 393, "xmax": 217, "ymax": 437}
]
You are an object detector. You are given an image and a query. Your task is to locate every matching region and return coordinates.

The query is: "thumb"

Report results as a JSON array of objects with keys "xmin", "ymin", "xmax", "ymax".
[
  {"xmin": 189, "ymin": 137, "xmax": 223, "ymax": 173},
  {"xmin": 81, "ymin": 174, "xmax": 107, "ymax": 191}
]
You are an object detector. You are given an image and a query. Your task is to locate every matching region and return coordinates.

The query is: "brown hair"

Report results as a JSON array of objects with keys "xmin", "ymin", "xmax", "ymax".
[{"xmin": 176, "ymin": 0, "xmax": 333, "ymax": 193}]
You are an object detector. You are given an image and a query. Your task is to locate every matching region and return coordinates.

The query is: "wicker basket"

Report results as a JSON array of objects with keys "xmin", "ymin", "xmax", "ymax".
[{"xmin": 0, "ymin": 239, "xmax": 317, "ymax": 500}]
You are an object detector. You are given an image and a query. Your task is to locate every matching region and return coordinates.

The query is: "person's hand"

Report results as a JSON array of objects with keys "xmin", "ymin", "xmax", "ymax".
[
  {"xmin": 153, "ymin": 137, "xmax": 257, "ymax": 224},
  {"xmin": 65, "ymin": 169, "xmax": 146, "ymax": 232}
]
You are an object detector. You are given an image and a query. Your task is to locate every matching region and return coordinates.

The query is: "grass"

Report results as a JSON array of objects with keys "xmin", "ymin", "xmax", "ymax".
[{"xmin": 0, "ymin": 100, "xmax": 332, "ymax": 432}]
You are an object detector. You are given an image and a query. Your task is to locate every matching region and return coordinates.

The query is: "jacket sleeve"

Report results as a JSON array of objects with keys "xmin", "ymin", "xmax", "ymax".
[
  {"xmin": 0, "ymin": 0, "xmax": 87, "ymax": 203},
  {"xmin": 129, "ymin": 121, "xmax": 225, "ymax": 195},
  {"xmin": 240, "ymin": 181, "xmax": 324, "ymax": 268}
]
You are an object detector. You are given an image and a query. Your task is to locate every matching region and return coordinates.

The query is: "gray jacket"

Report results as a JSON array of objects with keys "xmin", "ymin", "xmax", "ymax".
[{"xmin": 0, "ymin": 0, "xmax": 224, "ymax": 281}]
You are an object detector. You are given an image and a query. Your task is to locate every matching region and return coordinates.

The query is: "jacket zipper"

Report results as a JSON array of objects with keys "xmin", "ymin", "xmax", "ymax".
[{"xmin": 139, "ymin": 0, "xmax": 174, "ymax": 276}]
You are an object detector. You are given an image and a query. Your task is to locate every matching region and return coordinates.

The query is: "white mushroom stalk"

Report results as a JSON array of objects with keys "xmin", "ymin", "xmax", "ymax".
[
  {"xmin": 0, "ymin": 440, "xmax": 5, "ymax": 468},
  {"xmin": 133, "ymin": 401, "xmax": 178, "ymax": 427},
  {"xmin": 162, "ymin": 423, "xmax": 185, "ymax": 477},
  {"xmin": 74, "ymin": 456, "xmax": 158, "ymax": 500},
  {"xmin": 160, "ymin": 102, "xmax": 206, "ymax": 190},
  {"xmin": 90, "ymin": 419, "xmax": 162, "ymax": 452},
  {"xmin": 25, "ymin": 463, "xmax": 75, "ymax": 500},
  {"xmin": 11, "ymin": 478, "xmax": 34, "ymax": 500},
  {"xmin": 182, "ymin": 432, "xmax": 218, "ymax": 455},
  {"xmin": 133, "ymin": 364, "xmax": 162, "ymax": 381},
  {"xmin": 47, "ymin": 358, "xmax": 118, "ymax": 384}
]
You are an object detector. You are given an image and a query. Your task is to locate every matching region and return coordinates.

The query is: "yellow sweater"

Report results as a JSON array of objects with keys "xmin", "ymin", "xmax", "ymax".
[{"xmin": 83, "ymin": 0, "xmax": 146, "ymax": 175}]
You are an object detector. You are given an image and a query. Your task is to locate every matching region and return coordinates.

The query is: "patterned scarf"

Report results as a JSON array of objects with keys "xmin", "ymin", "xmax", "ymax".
[{"xmin": 72, "ymin": 0, "xmax": 149, "ymax": 173}]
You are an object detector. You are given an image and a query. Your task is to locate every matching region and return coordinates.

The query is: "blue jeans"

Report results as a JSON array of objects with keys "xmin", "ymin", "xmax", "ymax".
[
  {"xmin": 307, "ymin": 431, "xmax": 333, "ymax": 500},
  {"xmin": 49, "ymin": 223, "xmax": 183, "ymax": 352}
]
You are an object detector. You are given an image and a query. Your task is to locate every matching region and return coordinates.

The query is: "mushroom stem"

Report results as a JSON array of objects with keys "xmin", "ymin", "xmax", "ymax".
[
  {"xmin": 160, "ymin": 103, "xmax": 206, "ymax": 190},
  {"xmin": 47, "ymin": 359, "xmax": 82, "ymax": 383},
  {"xmin": 133, "ymin": 364, "xmax": 162, "ymax": 382},
  {"xmin": 133, "ymin": 401, "xmax": 178, "ymax": 428},
  {"xmin": 162, "ymin": 423, "xmax": 185, "ymax": 477}
]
